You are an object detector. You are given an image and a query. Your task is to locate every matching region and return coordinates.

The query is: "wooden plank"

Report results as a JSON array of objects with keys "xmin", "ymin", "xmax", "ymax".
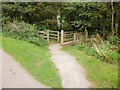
[
  {"xmin": 39, "ymin": 35, "xmax": 47, "ymax": 38},
  {"xmin": 64, "ymin": 31, "xmax": 75, "ymax": 34},
  {"xmin": 39, "ymin": 35, "xmax": 47, "ymax": 37},
  {"xmin": 64, "ymin": 33, "xmax": 74, "ymax": 36},
  {"xmin": 43, "ymin": 36, "xmax": 47, "ymax": 38},
  {"xmin": 64, "ymin": 35, "xmax": 74, "ymax": 38},
  {"xmin": 64, "ymin": 38, "xmax": 74, "ymax": 42},
  {"xmin": 64, "ymin": 37, "xmax": 74, "ymax": 41},
  {"xmin": 49, "ymin": 34, "xmax": 58, "ymax": 36},
  {"xmin": 74, "ymin": 33, "xmax": 76, "ymax": 43},
  {"xmin": 61, "ymin": 30, "xmax": 64, "ymax": 45},
  {"xmin": 47, "ymin": 30, "xmax": 49, "ymax": 43},
  {"xmin": 57, "ymin": 32, "xmax": 59, "ymax": 42},
  {"xmin": 38, "ymin": 31, "xmax": 47, "ymax": 34},
  {"xmin": 49, "ymin": 31, "xmax": 59, "ymax": 33},
  {"xmin": 49, "ymin": 36, "xmax": 58, "ymax": 39},
  {"xmin": 39, "ymin": 33, "xmax": 47, "ymax": 36},
  {"xmin": 63, "ymin": 41, "xmax": 74, "ymax": 46}
]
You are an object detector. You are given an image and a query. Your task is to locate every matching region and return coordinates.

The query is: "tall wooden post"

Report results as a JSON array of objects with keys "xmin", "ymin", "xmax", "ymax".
[
  {"xmin": 61, "ymin": 30, "xmax": 64, "ymax": 45},
  {"xmin": 47, "ymin": 30, "xmax": 49, "ymax": 43},
  {"xmin": 74, "ymin": 33, "xmax": 76, "ymax": 43},
  {"xmin": 76, "ymin": 32, "xmax": 79, "ymax": 42},
  {"xmin": 57, "ymin": 31, "xmax": 59, "ymax": 42}
]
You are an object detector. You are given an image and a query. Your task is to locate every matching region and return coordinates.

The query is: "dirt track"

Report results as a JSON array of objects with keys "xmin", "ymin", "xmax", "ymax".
[{"xmin": 49, "ymin": 44, "xmax": 91, "ymax": 88}]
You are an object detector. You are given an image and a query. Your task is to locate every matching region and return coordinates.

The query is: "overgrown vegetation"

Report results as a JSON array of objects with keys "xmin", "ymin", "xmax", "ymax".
[
  {"xmin": 62, "ymin": 46, "xmax": 118, "ymax": 88},
  {"xmin": 2, "ymin": 37, "xmax": 62, "ymax": 88},
  {"xmin": 2, "ymin": 21, "xmax": 47, "ymax": 47},
  {"xmin": 73, "ymin": 33, "xmax": 119, "ymax": 64}
]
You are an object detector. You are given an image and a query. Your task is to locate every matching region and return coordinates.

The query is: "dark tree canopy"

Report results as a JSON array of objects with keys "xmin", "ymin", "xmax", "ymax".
[{"xmin": 2, "ymin": 2, "xmax": 120, "ymax": 35}]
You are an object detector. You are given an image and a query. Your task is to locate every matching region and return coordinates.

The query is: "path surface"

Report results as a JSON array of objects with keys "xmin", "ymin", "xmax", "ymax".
[
  {"xmin": 49, "ymin": 44, "xmax": 91, "ymax": 88},
  {"xmin": 2, "ymin": 50, "xmax": 49, "ymax": 88}
]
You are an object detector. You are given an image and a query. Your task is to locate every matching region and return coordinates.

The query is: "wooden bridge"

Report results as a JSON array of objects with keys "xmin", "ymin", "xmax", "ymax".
[{"xmin": 38, "ymin": 30, "xmax": 81, "ymax": 45}]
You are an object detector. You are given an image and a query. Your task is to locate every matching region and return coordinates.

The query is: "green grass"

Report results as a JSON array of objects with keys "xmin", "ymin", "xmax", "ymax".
[
  {"xmin": 0, "ymin": 35, "xmax": 2, "ymax": 48},
  {"xmin": 2, "ymin": 37, "xmax": 62, "ymax": 88},
  {"xmin": 62, "ymin": 46, "xmax": 118, "ymax": 88}
]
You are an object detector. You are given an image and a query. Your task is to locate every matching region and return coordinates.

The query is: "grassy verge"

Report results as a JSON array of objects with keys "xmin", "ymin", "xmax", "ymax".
[
  {"xmin": 62, "ymin": 46, "xmax": 118, "ymax": 88},
  {"xmin": 2, "ymin": 37, "xmax": 62, "ymax": 88}
]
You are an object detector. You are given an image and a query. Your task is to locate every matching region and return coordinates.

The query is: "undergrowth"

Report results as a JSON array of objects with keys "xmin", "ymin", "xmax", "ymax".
[
  {"xmin": 74, "ymin": 33, "xmax": 119, "ymax": 64},
  {"xmin": 2, "ymin": 21, "xmax": 47, "ymax": 47}
]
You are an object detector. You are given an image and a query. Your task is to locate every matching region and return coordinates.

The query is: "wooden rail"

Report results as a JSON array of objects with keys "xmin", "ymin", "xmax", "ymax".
[
  {"xmin": 49, "ymin": 34, "xmax": 58, "ymax": 36},
  {"xmin": 49, "ymin": 31, "xmax": 58, "ymax": 33}
]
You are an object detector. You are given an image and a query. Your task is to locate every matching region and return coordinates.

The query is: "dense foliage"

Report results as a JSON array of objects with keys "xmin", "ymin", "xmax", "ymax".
[
  {"xmin": 2, "ymin": 2, "xmax": 120, "ymax": 34},
  {"xmin": 2, "ymin": 2, "xmax": 120, "ymax": 63},
  {"xmin": 2, "ymin": 2, "xmax": 62, "ymax": 30},
  {"xmin": 2, "ymin": 21, "xmax": 47, "ymax": 46}
]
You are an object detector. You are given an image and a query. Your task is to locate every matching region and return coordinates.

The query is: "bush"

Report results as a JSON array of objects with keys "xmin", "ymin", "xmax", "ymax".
[
  {"xmin": 74, "ymin": 37, "xmax": 119, "ymax": 64},
  {"xmin": 107, "ymin": 35, "xmax": 119, "ymax": 45},
  {"xmin": 102, "ymin": 47, "xmax": 119, "ymax": 64},
  {"xmin": 2, "ymin": 21, "xmax": 48, "ymax": 47}
]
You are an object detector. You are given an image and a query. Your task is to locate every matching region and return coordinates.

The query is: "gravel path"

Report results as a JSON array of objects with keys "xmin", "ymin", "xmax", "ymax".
[
  {"xmin": 49, "ymin": 44, "xmax": 91, "ymax": 88},
  {"xmin": 2, "ymin": 50, "xmax": 49, "ymax": 88}
]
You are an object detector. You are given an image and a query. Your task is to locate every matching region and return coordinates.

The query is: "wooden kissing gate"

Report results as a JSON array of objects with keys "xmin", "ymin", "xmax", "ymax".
[{"xmin": 38, "ymin": 30, "xmax": 80, "ymax": 46}]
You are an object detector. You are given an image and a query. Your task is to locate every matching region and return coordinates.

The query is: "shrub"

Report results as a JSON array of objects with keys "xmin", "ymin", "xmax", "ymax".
[
  {"xmin": 74, "ymin": 36, "xmax": 119, "ymax": 64},
  {"xmin": 107, "ymin": 35, "xmax": 119, "ymax": 45},
  {"xmin": 2, "ymin": 21, "xmax": 47, "ymax": 47}
]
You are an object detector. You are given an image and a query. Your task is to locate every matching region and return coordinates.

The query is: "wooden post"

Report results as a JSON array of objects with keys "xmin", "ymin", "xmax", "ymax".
[
  {"xmin": 76, "ymin": 32, "xmax": 80, "ymax": 42},
  {"xmin": 57, "ymin": 31, "xmax": 59, "ymax": 42},
  {"xmin": 74, "ymin": 33, "xmax": 76, "ymax": 43},
  {"xmin": 47, "ymin": 30, "xmax": 49, "ymax": 43},
  {"xmin": 61, "ymin": 30, "xmax": 64, "ymax": 45}
]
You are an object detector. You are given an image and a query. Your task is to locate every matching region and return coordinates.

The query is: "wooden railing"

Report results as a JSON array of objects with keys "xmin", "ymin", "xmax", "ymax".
[{"xmin": 38, "ymin": 30, "xmax": 80, "ymax": 45}]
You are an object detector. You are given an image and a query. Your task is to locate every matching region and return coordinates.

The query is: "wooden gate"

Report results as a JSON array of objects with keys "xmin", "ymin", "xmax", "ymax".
[
  {"xmin": 60, "ymin": 30, "xmax": 80, "ymax": 45},
  {"xmin": 38, "ymin": 30, "xmax": 80, "ymax": 45},
  {"xmin": 38, "ymin": 30, "xmax": 59, "ymax": 43}
]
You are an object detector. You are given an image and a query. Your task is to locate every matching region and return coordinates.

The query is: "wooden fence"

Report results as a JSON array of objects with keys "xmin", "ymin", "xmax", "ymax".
[{"xmin": 38, "ymin": 30, "xmax": 80, "ymax": 45}]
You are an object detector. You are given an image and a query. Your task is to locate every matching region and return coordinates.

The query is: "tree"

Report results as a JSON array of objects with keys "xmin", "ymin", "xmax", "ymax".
[{"xmin": 2, "ymin": 2, "xmax": 120, "ymax": 35}]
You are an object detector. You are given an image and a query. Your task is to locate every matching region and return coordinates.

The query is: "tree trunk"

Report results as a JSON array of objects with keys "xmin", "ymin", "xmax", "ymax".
[
  {"xmin": 115, "ymin": 8, "xmax": 119, "ymax": 35},
  {"xmin": 111, "ymin": 1, "xmax": 115, "ymax": 35},
  {"xmin": 57, "ymin": 9, "xmax": 61, "ymax": 31}
]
